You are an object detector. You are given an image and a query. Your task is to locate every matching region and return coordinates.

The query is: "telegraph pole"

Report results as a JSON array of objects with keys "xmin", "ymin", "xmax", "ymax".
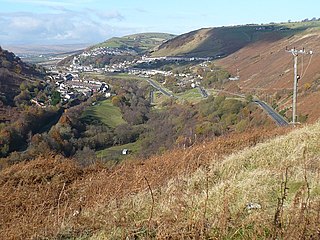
[{"xmin": 286, "ymin": 47, "xmax": 313, "ymax": 124}]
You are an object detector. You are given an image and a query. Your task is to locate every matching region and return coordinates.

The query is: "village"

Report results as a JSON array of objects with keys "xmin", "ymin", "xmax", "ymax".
[
  {"xmin": 43, "ymin": 46, "xmax": 239, "ymax": 105},
  {"xmin": 46, "ymin": 70, "xmax": 110, "ymax": 103}
]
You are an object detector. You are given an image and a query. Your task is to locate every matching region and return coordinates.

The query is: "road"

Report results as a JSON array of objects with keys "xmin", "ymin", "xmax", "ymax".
[
  {"xmin": 254, "ymin": 100, "xmax": 289, "ymax": 126},
  {"xmin": 198, "ymin": 86, "xmax": 209, "ymax": 98},
  {"xmin": 146, "ymin": 79, "xmax": 174, "ymax": 97}
]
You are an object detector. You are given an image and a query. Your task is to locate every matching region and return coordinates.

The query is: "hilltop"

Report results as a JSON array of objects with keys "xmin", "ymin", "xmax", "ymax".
[
  {"xmin": 92, "ymin": 32, "xmax": 176, "ymax": 53},
  {"xmin": 152, "ymin": 21, "xmax": 319, "ymax": 58},
  {"xmin": 58, "ymin": 32, "xmax": 175, "ymax": 68}
]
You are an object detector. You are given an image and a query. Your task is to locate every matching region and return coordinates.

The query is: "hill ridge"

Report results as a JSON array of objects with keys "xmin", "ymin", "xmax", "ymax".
[
  {"xmin": 152, "ymin": 21, "xmax": 320, "ymax": 58},
  {"xmin": 91, "ymin": 32, "xmax": 176, "ymax": 53}
]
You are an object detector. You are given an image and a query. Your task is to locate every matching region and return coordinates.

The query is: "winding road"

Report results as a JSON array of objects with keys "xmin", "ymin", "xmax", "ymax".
[
  {"xmin": 146, "ymin": 79, "xmax": 174, "ymax": 97},
  {"xmin": 254, "ymin": 100, "xmax": 289, "ymax": 126},
  {"xmin": 198, "ymin": 86, "xmax": 209, "ymax": 98}
]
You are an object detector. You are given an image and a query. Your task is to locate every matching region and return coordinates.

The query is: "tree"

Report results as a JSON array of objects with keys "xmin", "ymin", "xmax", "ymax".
[{"xmin": 51, "ymin": 91, "xmax": 61, "ymax": 106}]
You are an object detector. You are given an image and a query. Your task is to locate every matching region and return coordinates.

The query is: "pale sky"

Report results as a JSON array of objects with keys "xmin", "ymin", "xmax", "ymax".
[{"xmin": 0, "ymin": 0, "xmax": 319, "ymax": 45}]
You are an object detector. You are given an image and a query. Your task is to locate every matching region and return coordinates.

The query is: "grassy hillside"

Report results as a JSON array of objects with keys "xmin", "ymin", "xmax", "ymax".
[
  {"xmin": 81, "ymin": 99, "xmax": 126, "ymax": 128},
  {"xmin": 95, "ymin": 121, "xmax": 320, "ymax": 239},
  {"xmin": 152, "ymin": 21, "xmax": 320, "ymax": 58},
  {"xmin": 215, "ymin": 21, "xmax": 320, "ymax": 122},
  {"xmin": 0, "ymin": 121, "xmax": 305, "ymax": 239},
  {"xmin": 92, "ymin": 32, "xmax": 176, "ymax": 53}
]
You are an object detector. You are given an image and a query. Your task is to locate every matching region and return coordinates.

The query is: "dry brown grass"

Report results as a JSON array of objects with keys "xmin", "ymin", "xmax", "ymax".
[{"xmin": 0, "ymin": 126, "xmax": 293, "ymax": 239}]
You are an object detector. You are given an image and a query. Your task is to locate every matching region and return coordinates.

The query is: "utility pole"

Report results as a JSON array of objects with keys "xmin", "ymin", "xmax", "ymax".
[{"xmin": 286, "ymin": 47, "xmax": 313, "ymax": 124}]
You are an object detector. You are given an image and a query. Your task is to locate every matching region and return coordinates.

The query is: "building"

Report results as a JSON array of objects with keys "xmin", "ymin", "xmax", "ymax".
[{"xmin": 122, "ymin": 149, "xmax": 129, "ymax": 155}]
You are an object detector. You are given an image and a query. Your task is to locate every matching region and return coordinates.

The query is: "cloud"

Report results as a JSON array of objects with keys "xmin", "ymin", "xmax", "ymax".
[
  {"xmin": 135, "ymin": 8, "xmax": 148, "ymax": 13},
  {"xmin": 0, "ymin": 8, "xmax": 132, "ymax": 45},
  {"xmin": 2, "ymin": 0, "xmax": 94, "ymax": 8},
  {"xmin": 85, "ymin": 8, "xmax": 125, "ymax": 21}
]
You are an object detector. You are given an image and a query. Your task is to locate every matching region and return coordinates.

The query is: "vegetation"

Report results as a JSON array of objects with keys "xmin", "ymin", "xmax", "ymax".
[
  {"xmin": 139, "ymin": 95, "xmax": 271, "ymax": 157},
  {"xmin": 152, "ymin": 21, "xmax": 320, "ymax": 58},
  {"xmin": 58, "ymin": 33, "xmax": 176, "ymax": 68},
  {"xmin": 85, "ymin": 121, "xmax": 318, "ymax": 239},
  {"xmin": 176, "ymin": 88, "xmax": 203, "ymax": 103},
  {"xmin": 97, "ymin": 141, "xmax": 142, "ymax": 161},
  {"xmin": 82, "ymin": 100, "xmax": 125, "ymax": 128},
  {"xmin": 3, "ymin": 20, "xmax": 320, "ymax": 239},
  {"xmin": 0, "ymin": 106, "xmax": 61, "ymax": 158},
  {"xmin": 0, "ymin": 46, "xmax": 45, "ymax": 105},
  {"xmin": 93, "ymin": 32, "xmax": 176, "ymax": 53},
  {"xmin": 0, "ymin": 119, "xmax": 295, "ymax": 239}
]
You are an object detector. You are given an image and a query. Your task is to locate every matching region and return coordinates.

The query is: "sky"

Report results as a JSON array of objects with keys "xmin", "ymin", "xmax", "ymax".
[{"xmin": 0, "ymin": 0, "xmax": 319, "ymax": 46}]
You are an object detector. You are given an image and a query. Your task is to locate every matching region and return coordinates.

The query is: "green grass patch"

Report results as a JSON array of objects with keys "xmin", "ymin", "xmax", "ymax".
[
  {"xmin": 206, "ymin": 88, "xmax": 219, "ymax": 96},
  {"xmin": 93, "ymin": 33, "xmax": 175, "ymax": 53},
  {"xmin": 81, "ymin": 72, "xmax": 148, "ymax": 82},
  {"xmin": 152, "ymin": 91, "xmax": 170, "ymax": 108},
  {"xmin": 176, "ymin": 88, "xmax": 203, "ymax": 103},
  {"xmin": 82, "ymin": 100, "xmax": 125, "ymax": 128},
  {"xmin": 97, "ymin": 141, "xmax": 142, "ymax": 161}
]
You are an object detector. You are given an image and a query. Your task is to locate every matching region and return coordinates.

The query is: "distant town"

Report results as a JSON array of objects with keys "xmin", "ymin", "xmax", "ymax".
[{"xmin": 44, "ymin": 46, "xmax": 229, "ymax": 104}]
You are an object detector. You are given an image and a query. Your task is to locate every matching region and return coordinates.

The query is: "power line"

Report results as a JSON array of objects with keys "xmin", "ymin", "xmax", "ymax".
[{"xmin": 286, "ymin": 47, "xmax": 313, "ymax": 125}]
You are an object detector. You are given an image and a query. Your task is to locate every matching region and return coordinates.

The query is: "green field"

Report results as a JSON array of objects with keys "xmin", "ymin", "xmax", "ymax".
[
  {"xmin": 97, "ymin": 141, "xmax": 142, "ymax": 161},
  {"xmin": 176, "ymin": 88, "xmax": 203, "ymax": 103},
  {"xmin": 81, "ymin": 72, "xmax": 148, "ymax": 82},
  {"xmin": 92, "ymin": 32, "xmax": 175, "ymax": 53},
  {"xmin": 82, "ymin": 99, "xmax": 125, "ymax": 128}
]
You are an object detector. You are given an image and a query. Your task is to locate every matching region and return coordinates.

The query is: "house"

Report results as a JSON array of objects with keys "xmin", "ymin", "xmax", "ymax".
[
  {"xmin": 64, "ymin": 73, "xmax": 74, "ymax": 81},
  {"xmin": 228, "ymin": 76, "xmax": 240, "ymax": 81},
  {"xmin": 122, "ymin": 149, "xmax": 129, "ymax": 155},
  {"xmin": 99, "ymin": 83, "xmax": 109, "ymax": 92}
]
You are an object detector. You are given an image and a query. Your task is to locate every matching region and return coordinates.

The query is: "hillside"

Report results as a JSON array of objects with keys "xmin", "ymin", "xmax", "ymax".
[
  {"xmin": 152, "ymin": 21, "xmax": 320, "ymax": 58},
  {"xmin": 152, "ymin": 22, "xmax": 306, "ymax": 58},
  {"xmin": 0, "ymin": 46, "xmax": 45, "ymax": 105},
  {"xmin": 58, "ymin": 33, "xmax": 176, "ymax": 67},
  {"xmin": 151, "ymin": 21, "xmax": 320, "ymax": 122},
  {"xmin": 0, "ymin": 126, "xmax": 289, "ymax": 239},
  {"xmin": 92, "ymin": 32, "xmax": 176, "ymax": 53},
  {"xmin": 215, "ymin": 21, "xmax": 320, "ymax": 122},
  {"xmin": 3, "ymin": 117, "xmax": 320, "ymax": 238}
]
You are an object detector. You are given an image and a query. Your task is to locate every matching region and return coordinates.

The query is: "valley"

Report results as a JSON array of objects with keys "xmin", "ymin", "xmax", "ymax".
[{"xmin": 1, "ymin": 15, "xmax": 320, "ymax": 239}]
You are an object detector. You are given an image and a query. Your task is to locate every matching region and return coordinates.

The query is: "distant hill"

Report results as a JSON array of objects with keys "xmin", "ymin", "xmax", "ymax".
[
  {"xmin": 152, "ymin": 22, "xmax": 318, "ymax": 58},
  {"xmin": 58, "ymin": 32, "xmax": 176, "ymax": 67},
  {"xmin": 151, "ymin": 21, "xmax": 320, "ymax": 122},
  {"xmin": 214, "ymin": 21, "xmax": 320, "ymax": 122},
  {"xmin": 0, "ymin": 46, "xmax": 44, "ymax": 105},
  {"xmin": 92, "ymin": 32, "xmax": 176, "ymax": 53},
  {"xmin": 3, "ymin": 44, "xmax": 89, "ymax": 55}
]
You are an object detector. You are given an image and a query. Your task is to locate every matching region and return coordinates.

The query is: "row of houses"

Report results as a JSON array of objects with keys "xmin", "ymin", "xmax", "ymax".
[
  {"xmin": 139, "ymin": 56, "xmax": 212, "ymax": 63},
  {"xmin": 80, "ymin": 47, "xmax": 136, "ymax": 58},
  {"xmin": 51, "ymin": 72, "xmax": 111, "ymax": 101}
]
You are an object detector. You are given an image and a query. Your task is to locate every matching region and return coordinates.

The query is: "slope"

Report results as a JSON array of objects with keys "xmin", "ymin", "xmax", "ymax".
[
  {"xmin": 0, "ymin": 125, "xmax": 293, "ymax": 239},
  {"xmin": 152, "ymin": 22, "xmax": 309, "ymax": 58},
  {"xmin": 92, "ymin": 32, "xmax": 176, "ymax": 53},
  {"xmin": 91, "ymin": 121, "xmax": 320, "ymax": 239},
  {"xmin": 58, "ymin": 33, "xmax": 176, "ymax": 67},
  {"xmin": 215, "ymin": 21, "xmax": 320, "ymax": 122},
  {"xmin": 151, "ymin": 21, "xmax": 320, "ymax": 122},
  {"xmin": 0, "ymin": 46, "xmax": 45, "ymax": 105}
]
